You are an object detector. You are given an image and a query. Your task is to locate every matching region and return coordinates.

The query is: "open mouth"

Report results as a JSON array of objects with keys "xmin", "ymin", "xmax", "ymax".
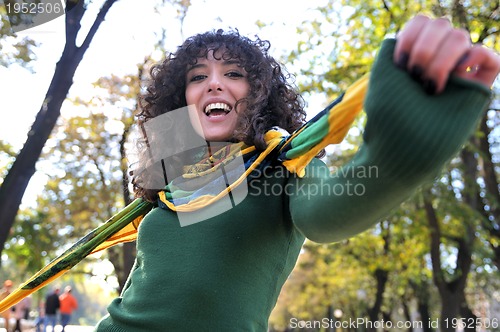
[{"xmin": 204, "ymin": 102, "xmax": 232, "ymax": 116}]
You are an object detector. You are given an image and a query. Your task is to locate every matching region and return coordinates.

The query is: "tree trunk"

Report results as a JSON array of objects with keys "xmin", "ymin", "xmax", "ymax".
[
  {"xmin": 411, "ymin": 280, "xmax": 433, "ymax": 332},
  {"xmin": 366, "ymin": 269, "xmax": 388, "ymax": 332},
  {"xmin": 418, "ymin": 300, "xmax": 433, "ymax": 332},
  {"xmin": 401, "ymin": 298, "xmax": 413, "ymax": 332},
  {"xmin": 476, "ymin": 113, "xmax": 500, "ymax": 270},
  {"xmin": 106, "ymin": 62, "xmax": 143, "ymax": 292},
  {"xmin": 440, "ymin": 294, "xmax": 461, "ymax": 332},
  {"xmin": 424, "ymin": 188, "xmax": 474, "ymax": 332},
  {"xmin": 0, "ymin": 0, "xmax": 118, "ymax": 257},
  {"xmin": 367, "ymin": 223, "xmax": 391, "ymax": 332},
  {"xmin": 460, "ymin": 303, "xmax": 478, "ymax": 332}
]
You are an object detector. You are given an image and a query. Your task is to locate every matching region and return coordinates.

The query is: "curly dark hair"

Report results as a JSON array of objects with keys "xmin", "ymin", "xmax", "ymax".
[{"xmin": 132, "ymin": 29, "xmax": 306, "ymax": 201}]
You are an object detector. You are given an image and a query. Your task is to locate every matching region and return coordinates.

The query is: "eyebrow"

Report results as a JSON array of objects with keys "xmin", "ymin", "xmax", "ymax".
[{"xmin": 186, "ymin": 59, "xmax": 242, "ymax": 73}]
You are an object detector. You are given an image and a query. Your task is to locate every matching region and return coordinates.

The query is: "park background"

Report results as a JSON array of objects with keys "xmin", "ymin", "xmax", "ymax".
[{"xmin": 0, "ymin": 0, "xmax": 499, "ymax": 331}]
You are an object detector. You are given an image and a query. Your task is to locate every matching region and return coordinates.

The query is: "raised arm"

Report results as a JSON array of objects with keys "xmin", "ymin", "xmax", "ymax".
[{"xmin": 288, "ymin": 16, "xmax": 500, "ymax": 243}]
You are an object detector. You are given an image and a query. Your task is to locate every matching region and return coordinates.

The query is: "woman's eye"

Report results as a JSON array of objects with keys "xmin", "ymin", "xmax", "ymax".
[
  {"xmin": 189, "ymin": 75, "xmax": 206, "ymax": 82},
  {"xmin": 226, "ymin": 71, "xmax": 244, "ymax": 78}
]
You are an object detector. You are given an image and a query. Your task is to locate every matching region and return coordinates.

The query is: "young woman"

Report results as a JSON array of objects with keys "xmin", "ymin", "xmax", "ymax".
[{"xmin": 94, "ymin": 15, "xmax": 500, "ymax": 331}]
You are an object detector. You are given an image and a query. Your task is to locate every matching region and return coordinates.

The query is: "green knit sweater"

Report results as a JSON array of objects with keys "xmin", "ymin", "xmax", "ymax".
[{"xmin": 95, "ymin": 39, "xmax": 491, "ymax": 332}]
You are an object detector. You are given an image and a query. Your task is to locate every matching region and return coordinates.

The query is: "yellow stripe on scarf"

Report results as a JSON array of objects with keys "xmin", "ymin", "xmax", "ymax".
[
  {"xmin": 91, "ymin": 215, "xmax": 143, "ymax": 254},
  {"xmin": 282, "ymin": 74, "xmax": 368, "ymax": 177}
]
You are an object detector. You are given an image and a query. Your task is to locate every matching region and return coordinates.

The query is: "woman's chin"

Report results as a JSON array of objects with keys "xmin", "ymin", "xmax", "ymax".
[
  {"xmin": 197, "ymin": 129, "xmax": 235, "ymax": 143},
  {"xmin": 203, "ymin": 136, "xmax": 233, "ymax": 143}
]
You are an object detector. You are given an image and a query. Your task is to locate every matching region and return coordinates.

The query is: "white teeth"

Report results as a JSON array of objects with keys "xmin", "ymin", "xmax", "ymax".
[{"xmin": 204, "ymin": 103, "xmax": 231, "ymax": 115}]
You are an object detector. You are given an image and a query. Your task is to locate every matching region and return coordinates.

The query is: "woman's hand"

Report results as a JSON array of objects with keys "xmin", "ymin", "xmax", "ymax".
[{"xmin": 394, "ymin": 14, "xmax": 500, "ymax": 94}]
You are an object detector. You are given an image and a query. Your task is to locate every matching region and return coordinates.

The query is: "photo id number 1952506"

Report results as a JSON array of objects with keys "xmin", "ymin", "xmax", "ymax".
[{"xmin": 5, "ymin": 1, "xmax": 63, "ymax": 15}]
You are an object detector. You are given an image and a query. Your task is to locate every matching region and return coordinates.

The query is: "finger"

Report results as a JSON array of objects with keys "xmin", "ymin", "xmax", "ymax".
[
  {"xmin": 421, "ymin": 28, "xmax": 471, "ymax": 94},
  {"xmin": 394, "ymin": 14, "xmax": 430, "ymax": 69},
  {"xmin": 454, "ymin": 45, "xmax": 500, "ymax": 88},
  {"xmin": 406, "ymin": 18, "xmax": 453, "ymax": 82}
]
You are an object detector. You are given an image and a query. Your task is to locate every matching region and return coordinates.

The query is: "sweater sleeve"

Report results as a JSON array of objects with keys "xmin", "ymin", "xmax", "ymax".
[{"xmin": 288, "ymin": 38, "xmax": 492, "ymax": 243}]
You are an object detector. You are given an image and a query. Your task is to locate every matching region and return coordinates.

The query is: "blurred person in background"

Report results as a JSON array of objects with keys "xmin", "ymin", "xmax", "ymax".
[
  {"xmin": 0, "ymin": 280, "xmax": 13, "ymax": 332},
  {"xmin": 59, "ymin": 286, "xmax": 78, "ymax": 332},
  {"xmin": 12, "ymin": 295, "xmax": 32, "ymax": 332},
  {"xmin": 43, "ymin": 288, "xmax": 60, "ymax": 332}
]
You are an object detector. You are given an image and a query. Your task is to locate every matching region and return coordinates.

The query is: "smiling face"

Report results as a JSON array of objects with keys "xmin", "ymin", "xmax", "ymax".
[{"xmin": 185, "ymin": 50, "xmax": 250, "ymax": 142}]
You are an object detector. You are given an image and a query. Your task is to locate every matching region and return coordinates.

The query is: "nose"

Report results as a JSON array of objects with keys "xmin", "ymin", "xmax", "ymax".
[{"xmin": 207, "ymin": 74, "xmax": 223, "ymax": 92}]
